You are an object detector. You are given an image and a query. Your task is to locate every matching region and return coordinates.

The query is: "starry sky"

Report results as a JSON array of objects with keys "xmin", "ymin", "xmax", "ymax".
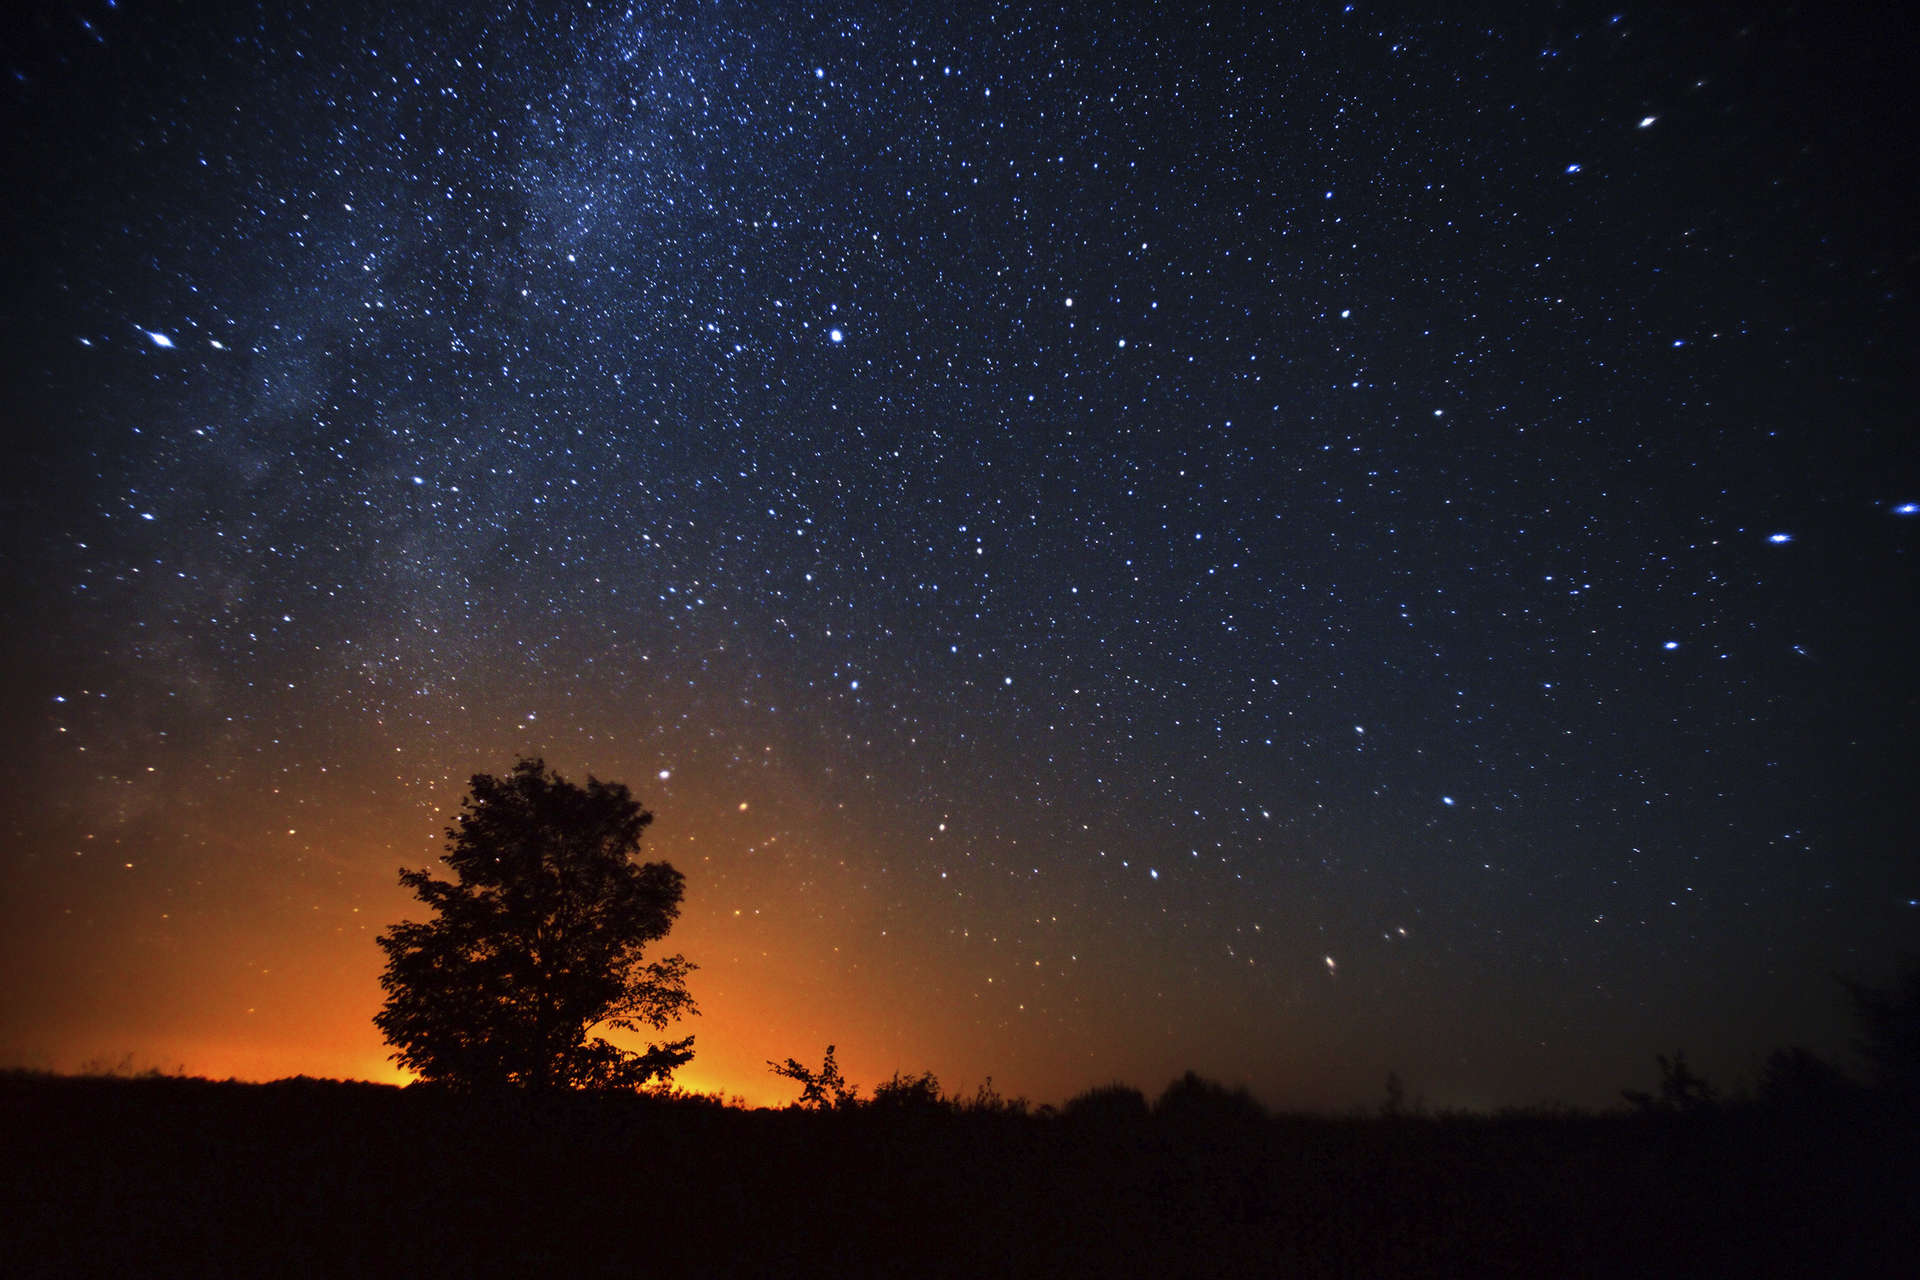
[{"xmin": 3, "ymin": 0, "xmax": 1914, "ymax": 1110}]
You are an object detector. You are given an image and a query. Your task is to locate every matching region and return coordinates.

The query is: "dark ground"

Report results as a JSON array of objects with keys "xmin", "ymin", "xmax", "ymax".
[{"xmin": 4, "ymin": 1071, "xmax": 1914, "ymax": 1278}]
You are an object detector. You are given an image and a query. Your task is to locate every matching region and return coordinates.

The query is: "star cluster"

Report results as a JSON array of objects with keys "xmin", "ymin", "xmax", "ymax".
[{"xmin": 3, "ymin": 1, "xmax": 1913, "ymax": 1107}]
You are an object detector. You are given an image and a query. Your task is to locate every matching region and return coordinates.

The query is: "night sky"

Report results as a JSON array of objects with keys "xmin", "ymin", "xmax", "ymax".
[{"xmin": 3, "ymin": 1, "xmax": 1915, "ymax": 1111}]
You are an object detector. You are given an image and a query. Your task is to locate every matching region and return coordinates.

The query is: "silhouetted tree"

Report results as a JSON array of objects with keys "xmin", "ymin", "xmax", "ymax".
[
  {"xmin": 1841, "ymin": 959, "xmax": 1920, "ymax": 1101},
  {"xmin": 1623, "ymin": 1050, "xmax": 1717, "ymax": 1113},
  {"xmin": 768, "ymin": 1044, "xmax": 860, "ymax": 1110},
  {"xmin": 1756, "ymin": 1046, "xmax": 1855, "ymax": 1112},
  {"xmin": 374, "ymin": 758, "xmax": 696, "ymax": 1092},
  {"xmin": 1381, "ymin": 1070, "xmax": 1407, "ymax": 1118}
]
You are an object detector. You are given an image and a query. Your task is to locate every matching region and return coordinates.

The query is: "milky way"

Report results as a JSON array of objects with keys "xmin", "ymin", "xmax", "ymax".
[{"xmin": 4, "ymin": 1, "xmax": 1914, "ymax": 1107}]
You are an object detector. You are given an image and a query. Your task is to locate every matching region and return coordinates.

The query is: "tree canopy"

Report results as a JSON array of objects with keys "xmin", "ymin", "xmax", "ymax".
[{"xmin": 374, "ymin": 758, "xmax": 696, "ymax": 1091}]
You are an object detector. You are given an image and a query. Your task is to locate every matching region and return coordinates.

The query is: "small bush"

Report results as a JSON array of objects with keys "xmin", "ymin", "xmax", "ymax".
[
  {"xmin": 870, "ymin": 1069, "xmax": 947, "ymax": 1113},
  {"xmin": 1154, "ymin": 1070, "xmax": 1267, "ymax": 1128},
  {"xmin": 1061, "ymin": 1082, "xmax": 1150, "ymax": 1126}
]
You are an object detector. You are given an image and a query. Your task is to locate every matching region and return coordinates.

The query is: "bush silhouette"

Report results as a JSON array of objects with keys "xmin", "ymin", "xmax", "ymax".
[
  {"xmin": 1062, "ymin": 1082, "xmax": 1151, "ymax": 1126},
  {"xmin": 959, "ymin": 1076, "xmax": 1030, "ymax": 1117},
  {"xmin": 767, "ymin": 1043, "xmax": 860, "ymax": 1110},
  {"xmin": 870, "ymin": 1069, "xmax": 948, "ymax": 1113},
  {"xmin": 1153, "ymin": 1070, "xmax": 1268, "ymax": 1128}
]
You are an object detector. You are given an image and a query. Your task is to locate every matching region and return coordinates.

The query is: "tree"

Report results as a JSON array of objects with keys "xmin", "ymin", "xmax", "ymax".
[
  {"xmin": 1380, "ymin": 1069, "xmax": 1407, "ymax": 1118},
  {"xmin": 1622, "ymin": 1050, "xmax": 1716, "ymax": 1114},
  {"xmin": 1841, "ymin": 959, "xmax": 1920, "ymax": 1101},
  {"xmin": 374, "ymin": 758, "xmax": 697, "ymax": 1092},
  {"xmin": 1756, "ymin": 1046, "xmax": 1855, "ymax": 1112}
]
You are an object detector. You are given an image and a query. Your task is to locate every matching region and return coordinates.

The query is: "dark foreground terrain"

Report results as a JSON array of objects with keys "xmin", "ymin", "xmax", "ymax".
[{"xmin": 4, "ymin": 1071, "xmax": 1914, "ymax": 1278}]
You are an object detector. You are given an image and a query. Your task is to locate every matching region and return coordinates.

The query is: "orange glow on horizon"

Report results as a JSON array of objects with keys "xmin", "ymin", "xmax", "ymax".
[
  {"xmin": 0, "ymin": 766, "xmax": 1010, "ymax": 1108},
  {"xmin": 3, "ymin": 747, "xmax": 1443, "ymax": 1115}
]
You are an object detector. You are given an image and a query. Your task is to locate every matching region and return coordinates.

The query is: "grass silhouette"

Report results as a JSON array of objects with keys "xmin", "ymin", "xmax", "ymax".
[{"xmin": 5, "ymin": 1067, "xmax": 1915, "ymax": 1278}]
